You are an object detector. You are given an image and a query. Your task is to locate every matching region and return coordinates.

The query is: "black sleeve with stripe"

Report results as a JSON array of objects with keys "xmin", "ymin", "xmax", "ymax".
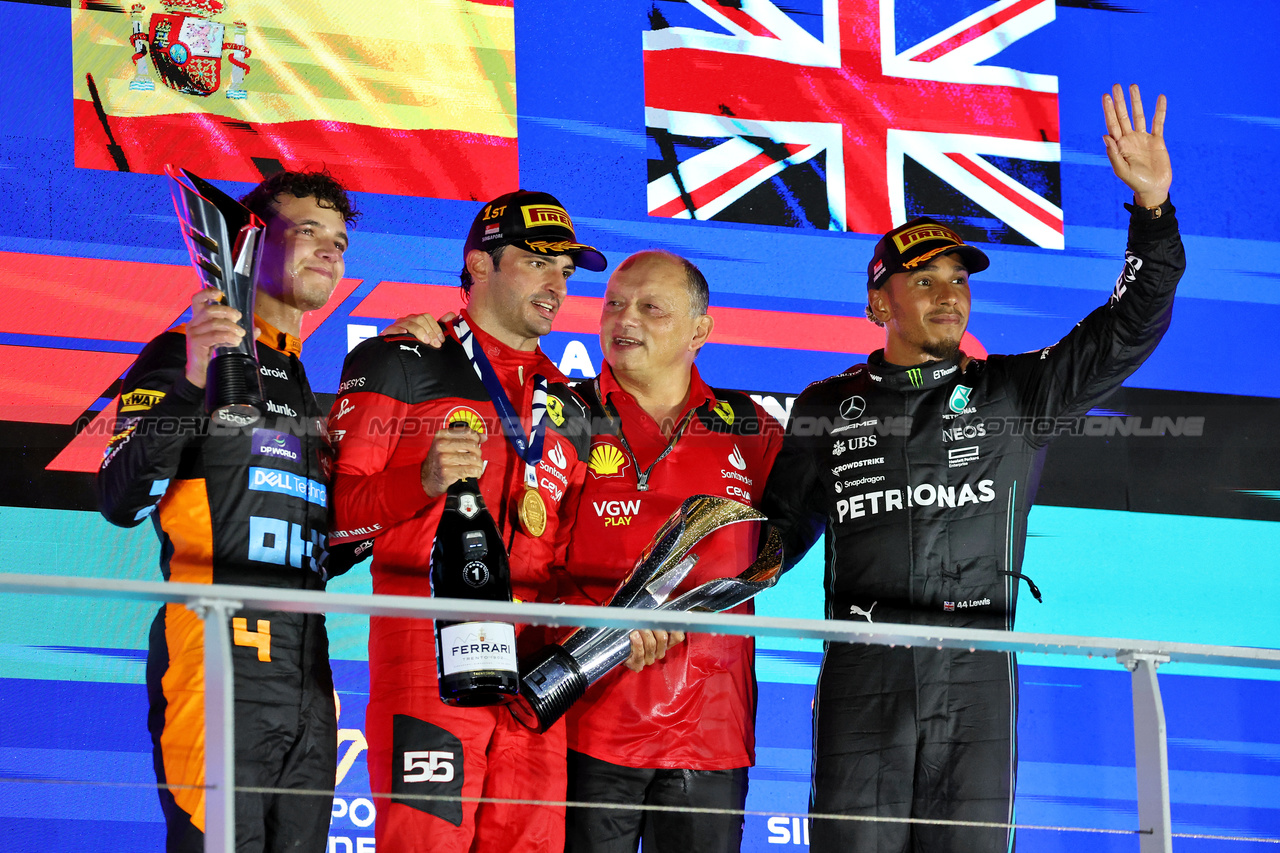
[{"xmin": 96, "ymin": 332, "xmax": 205, "ymax": 528}]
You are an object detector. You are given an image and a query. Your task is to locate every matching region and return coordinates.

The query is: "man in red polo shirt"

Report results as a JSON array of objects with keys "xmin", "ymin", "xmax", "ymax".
[{"xmin": 556, "ymin": 250, "xmax": 783, "ymax": 853}]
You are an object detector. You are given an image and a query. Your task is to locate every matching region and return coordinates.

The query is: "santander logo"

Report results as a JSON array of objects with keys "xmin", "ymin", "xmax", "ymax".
[
  {"xmin": 548, "ymin": 443, "xmax": 567, "ymax": 469},
  {"xmin": 728, "ymin": 445, "xmax": 746, "ymax": 471}
]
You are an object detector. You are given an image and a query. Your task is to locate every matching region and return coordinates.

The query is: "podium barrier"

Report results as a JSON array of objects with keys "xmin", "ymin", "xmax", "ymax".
[{"xmin": 2, "ymin": 572, "xmax": 1279, "ymax": 853}]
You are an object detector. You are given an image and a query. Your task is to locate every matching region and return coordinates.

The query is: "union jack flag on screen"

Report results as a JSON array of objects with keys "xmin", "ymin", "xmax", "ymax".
[{"xmin": 644, "ymin": 0, "xmax": 1063, "ymax": 248}]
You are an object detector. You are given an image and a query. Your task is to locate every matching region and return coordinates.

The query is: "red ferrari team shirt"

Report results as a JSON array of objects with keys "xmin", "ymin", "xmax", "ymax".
[
  {"xmin": 328, "ymin": 313, "xmax": 590, "ymax": 651},
  {"xmin": 558, "ymin": 363, "xmax": 782, "ymax": 770}
]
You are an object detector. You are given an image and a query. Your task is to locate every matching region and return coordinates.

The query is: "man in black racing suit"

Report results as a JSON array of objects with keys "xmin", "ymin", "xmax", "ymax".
[
  {"xmin": 761, "ymin": 85, "xmax": 1184, "ymax": 851},
  {"xmin": 96, "ymin": 171, "xmax": 377, "ymax": 852}
]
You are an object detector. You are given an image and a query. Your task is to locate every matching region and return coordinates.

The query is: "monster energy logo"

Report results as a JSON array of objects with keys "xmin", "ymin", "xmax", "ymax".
[{"xmin": 906, "ymin": 368, "xmax": 923, "ymax": 388}]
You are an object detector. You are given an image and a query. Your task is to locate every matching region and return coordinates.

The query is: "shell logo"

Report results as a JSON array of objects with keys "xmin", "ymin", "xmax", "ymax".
[
  {"xmin": 444, "ymin": 407, "xmax": 487, "ymax": 435},
  {"xmin": 588, "ymin": 442, "xmax": 629, "ymax": 478}
]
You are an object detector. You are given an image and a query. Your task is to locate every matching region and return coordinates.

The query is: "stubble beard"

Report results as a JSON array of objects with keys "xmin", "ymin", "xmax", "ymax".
[{"xmin": 920, "ymin": 336, "xmax": 962, "ymax": 361}]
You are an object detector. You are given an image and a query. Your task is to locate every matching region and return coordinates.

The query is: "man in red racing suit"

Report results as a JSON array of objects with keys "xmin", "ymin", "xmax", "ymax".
[{"xmin": 328, "ymin": 190, "xmax": 605, "ymax": 852}]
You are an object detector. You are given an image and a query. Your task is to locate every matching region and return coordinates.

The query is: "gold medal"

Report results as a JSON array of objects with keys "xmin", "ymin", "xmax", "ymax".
[{"xmin": 518, "ymin": 486, "xmax": 547, "ymax": 537}]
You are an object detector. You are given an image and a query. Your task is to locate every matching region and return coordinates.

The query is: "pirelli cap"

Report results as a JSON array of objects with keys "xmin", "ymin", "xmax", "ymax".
[
  {"xmin": 867, "ymin": 217, "xmax": 989, "ymax": 290},
  {"xmin": 463, "ymin": 189, "xmax": 607, "ymax": 272}
]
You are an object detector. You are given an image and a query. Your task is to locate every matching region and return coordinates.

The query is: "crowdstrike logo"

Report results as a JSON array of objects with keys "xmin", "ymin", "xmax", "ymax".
[
  {"xmin": 831, "ymin": 458, "xmax": 885, "ymax": 475},
  {"xmin": 728, "ymin": 445, "xmax": 746, "ymax": 470}
]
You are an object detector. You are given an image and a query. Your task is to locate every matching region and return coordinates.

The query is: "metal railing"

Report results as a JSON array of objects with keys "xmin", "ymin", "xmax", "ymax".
[{"xmin": 3, "ymin": 571, "xmax": 1280, "ymax": 853}]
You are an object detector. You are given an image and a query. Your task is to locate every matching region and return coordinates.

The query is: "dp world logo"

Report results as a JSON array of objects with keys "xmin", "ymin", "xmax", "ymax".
[
  {"xmin": 839, "ymin": 395, "xmax": 866, "ymax": 421},
  {"xmin": 949, "ymin": 386, "xmax": 973, "ymax": 414}
]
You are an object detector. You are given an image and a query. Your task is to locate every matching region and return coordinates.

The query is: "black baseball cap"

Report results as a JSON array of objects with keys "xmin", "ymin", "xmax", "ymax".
[
  {"xmin": 867, "ymin": 217, "xmax": 989, "ymax": 290},
  {"xmin": 463, "ymin": 190, "xmax": 607, "ymax": 272}
]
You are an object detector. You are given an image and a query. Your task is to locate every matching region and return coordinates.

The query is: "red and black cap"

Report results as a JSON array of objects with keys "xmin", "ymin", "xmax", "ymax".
[
  {"xmin": 463, "ymin": 190, "xmax": 607, "ymax": 272},
  {"xmin": 867, "ymin": 217, "xmax": 989, "ymax": 290}
]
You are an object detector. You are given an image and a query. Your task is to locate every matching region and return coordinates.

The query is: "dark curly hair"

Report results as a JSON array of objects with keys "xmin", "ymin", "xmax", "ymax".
[{"xmin": 239, "ymin": 169, "xmax": 361, "ymax": 226}]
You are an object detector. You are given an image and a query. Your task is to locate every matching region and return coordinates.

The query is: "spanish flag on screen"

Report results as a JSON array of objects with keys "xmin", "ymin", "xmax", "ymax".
[{"xmin": 72, "ymin": 0, "xmax": 516, "ymax": 199}]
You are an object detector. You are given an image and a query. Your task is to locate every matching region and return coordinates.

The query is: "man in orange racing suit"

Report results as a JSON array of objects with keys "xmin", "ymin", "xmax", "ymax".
[{"xmin": 97, "ymin": 170, "xmax": 369, "ymax": 852}]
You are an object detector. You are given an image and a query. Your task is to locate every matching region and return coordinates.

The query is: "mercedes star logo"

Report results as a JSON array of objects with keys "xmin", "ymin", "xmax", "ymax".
[{"xmin": 839, "ymin": 395, "xmax": 866, "ymax": 421}]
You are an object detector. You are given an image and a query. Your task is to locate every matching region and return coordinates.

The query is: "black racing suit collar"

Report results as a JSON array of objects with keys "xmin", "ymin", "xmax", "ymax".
[{"xmin": 866, "ymin": 350, "xmax": 962, "ymax": 391}]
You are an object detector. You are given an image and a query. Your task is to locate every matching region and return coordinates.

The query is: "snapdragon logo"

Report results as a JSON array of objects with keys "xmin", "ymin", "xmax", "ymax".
[{"xmin": 836, "ymin": 479, "xmax": 996, "ymax": 522}]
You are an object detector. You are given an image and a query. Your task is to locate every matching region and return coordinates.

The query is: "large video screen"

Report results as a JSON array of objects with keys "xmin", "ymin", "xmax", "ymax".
[{"xmin": 1, "ymin": 1, "xmax": 1277, "ymax": 850}]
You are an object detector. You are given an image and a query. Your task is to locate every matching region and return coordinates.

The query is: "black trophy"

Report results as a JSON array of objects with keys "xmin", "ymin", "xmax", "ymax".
[
  {"xmin": 165, "ymin": 164, "xmax": 266, "ymax": 427},
  {"xmin": 509, "ymin": 495, "xmax": 784, "ymax": 732}
]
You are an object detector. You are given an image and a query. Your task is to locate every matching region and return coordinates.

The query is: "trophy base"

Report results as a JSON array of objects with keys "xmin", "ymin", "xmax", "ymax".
[
  {"xmin": 207, "ymin": 351, "xmax": 264, "ymax": 427},
  {"xmin": 509, "ymin": 645, "xmax": 588, "ymax": 733}
]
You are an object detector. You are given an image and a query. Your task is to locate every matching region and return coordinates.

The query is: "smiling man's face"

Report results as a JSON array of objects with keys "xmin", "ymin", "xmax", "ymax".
[
  {"xmin": 467, "ymin": 244, "xmax": 576, "ymax": 351},
  {"xmin": 255, "ymin": 193, "xmax": 348, "ymax": 314},
  {"xmin": 599, "ymin": 252, "xmax": 711, "ymax": 383},
  {"xmin": 870, "ymin": 251, "xmax": 970, "ymax": 364}
]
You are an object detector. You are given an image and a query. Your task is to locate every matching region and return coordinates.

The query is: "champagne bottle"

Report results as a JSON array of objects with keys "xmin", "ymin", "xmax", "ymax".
[{"xmin": 431, "ymin": 467, "xmax": 519, "ymax": 706}]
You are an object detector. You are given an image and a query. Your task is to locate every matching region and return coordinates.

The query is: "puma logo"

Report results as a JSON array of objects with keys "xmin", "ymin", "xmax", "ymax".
[{"xmin": 849, "ymin": 601, "xmax": 877, "ymax": 623}]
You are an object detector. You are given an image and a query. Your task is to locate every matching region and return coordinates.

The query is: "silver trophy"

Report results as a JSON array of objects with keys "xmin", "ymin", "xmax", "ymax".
[
  {"xmin": 510, "ymin": 495, "xmax": 784, "ymax": 732},
  {"xmin": 165, "ymin": 164, "xmax": 266, "ymax": 427}
]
